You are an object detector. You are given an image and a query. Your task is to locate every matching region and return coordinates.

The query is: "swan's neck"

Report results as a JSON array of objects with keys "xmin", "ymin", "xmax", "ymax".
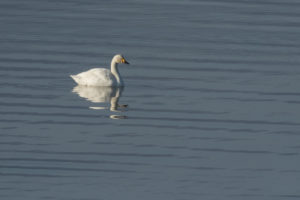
[{"xmin": 111, "ymin": 60, "xmax": 123, "ymax": 86}]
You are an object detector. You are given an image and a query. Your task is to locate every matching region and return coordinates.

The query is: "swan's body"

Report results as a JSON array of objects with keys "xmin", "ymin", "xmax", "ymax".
[
  {"xmin": 70, "ymin": 54, "xmax": 129, "ymax": 87},
  {"xmin": 71, "ymin": 68, "xmax": 116, "ymax": 86}
]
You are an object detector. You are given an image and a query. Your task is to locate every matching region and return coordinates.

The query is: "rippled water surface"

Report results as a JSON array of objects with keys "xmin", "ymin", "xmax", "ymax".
[{"xmin": 1, "ymin": 0, "xmax": 300, "ymax": 199}]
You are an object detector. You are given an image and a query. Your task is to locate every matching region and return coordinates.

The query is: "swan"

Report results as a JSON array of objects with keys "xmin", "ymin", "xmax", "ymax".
[{"xmin": 70, "ymin": 54, "xmax": 129, "ymax": 86}]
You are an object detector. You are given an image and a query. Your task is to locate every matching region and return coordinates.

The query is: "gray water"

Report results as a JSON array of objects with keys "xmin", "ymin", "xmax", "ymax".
[{"xmin": 1, "ymin": 0, "xmax": 300, "ymax": 199}]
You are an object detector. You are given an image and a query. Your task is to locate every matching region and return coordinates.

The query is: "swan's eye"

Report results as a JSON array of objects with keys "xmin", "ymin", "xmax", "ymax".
[{"xmin": 121, "ymin": 58, "xmax": 125, "ymax": 63}]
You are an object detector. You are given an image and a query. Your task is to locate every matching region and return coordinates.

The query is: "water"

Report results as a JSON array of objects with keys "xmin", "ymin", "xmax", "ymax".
[{"xmin": 1, "ymin": 0, "xmax": 300, "ymax": 199}]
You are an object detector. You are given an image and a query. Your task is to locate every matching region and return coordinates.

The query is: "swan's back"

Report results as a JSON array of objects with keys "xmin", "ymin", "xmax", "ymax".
[{"xmin": 71, "ymin": 68, "xmax": 115, "ymax": 86}]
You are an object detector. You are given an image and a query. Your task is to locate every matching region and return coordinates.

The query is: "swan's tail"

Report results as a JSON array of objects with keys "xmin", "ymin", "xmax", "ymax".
[{"xmin": 70, "ymin": 75, "xmax": 80, "ymax": 84}]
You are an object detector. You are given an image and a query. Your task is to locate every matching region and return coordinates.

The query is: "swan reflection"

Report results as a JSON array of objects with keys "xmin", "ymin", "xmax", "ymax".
[{"xmin": 72, "ymin": 86, "xmax": 127, "ymax": 119}]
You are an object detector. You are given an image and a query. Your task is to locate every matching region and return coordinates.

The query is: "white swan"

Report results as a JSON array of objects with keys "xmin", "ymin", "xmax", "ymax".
[{"xmin": 70, "ymin": 54, "xmax": 129, "ymax": 86}]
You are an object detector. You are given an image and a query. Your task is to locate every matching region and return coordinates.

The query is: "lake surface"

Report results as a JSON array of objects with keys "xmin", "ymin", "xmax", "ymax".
[{"xmin": 1, "ymin": 0, "xmax": 300, "ymax": 199}]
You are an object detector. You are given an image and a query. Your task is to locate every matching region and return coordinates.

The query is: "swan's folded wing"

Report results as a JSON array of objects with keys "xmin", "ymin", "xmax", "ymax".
[{"xmin": 71, "ymin": 68, "xmax": 115, "ymax": 86}]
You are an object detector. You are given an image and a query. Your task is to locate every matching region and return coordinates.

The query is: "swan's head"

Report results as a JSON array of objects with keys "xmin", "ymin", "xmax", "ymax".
[{"xmin": 113, "ymin": 54, "xmax": 129, "ymax": 64}]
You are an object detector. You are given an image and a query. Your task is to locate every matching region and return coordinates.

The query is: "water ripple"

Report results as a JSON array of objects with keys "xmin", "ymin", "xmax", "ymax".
[
  {"xmin": 0, "ymin": 157, "xmax": 149, "ymax": 166},
  {"xmin": 0, "ymin": 165, "xmax": 136, "ymax": 173},
  {"xmin": 0, "ymin": 149, "xmax": 176, "ymax": 158}
]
